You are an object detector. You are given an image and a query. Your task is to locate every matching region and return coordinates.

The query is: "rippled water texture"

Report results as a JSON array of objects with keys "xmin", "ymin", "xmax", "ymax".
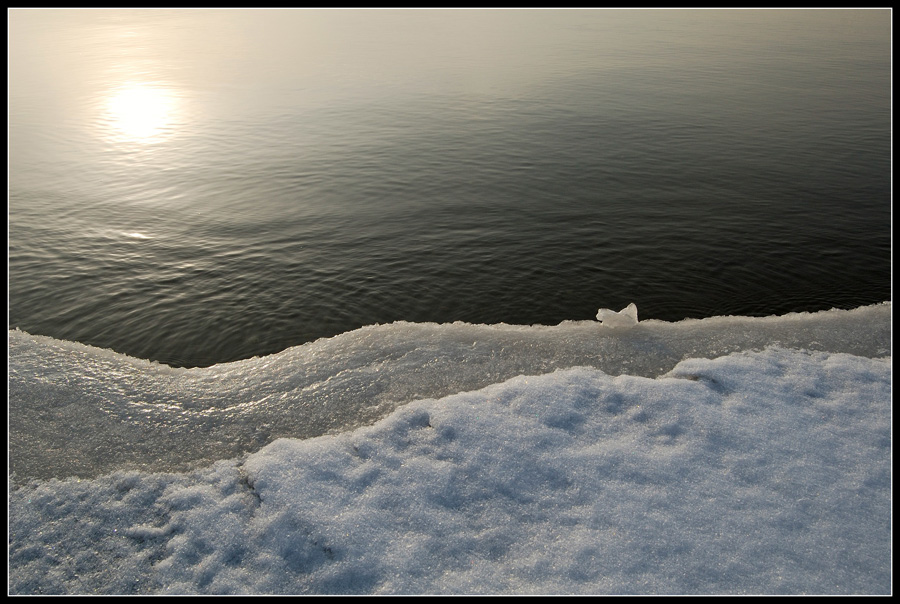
[{"xmin": 8, "ymin": 9, "xmax": 891, "ymax": 367}]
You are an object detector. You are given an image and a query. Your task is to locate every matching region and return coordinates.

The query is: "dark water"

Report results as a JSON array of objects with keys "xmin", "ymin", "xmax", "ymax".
[{"xmin": 8, "ymin": 9, "xmax": 891, "ymax": 367}]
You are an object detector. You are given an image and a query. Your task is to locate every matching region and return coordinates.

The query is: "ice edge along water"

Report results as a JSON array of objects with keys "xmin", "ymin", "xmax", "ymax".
[
  {"xmin": 8, "ymin": 302, "xmax": 892, "ymax": 594},
  {"xmin": 8, "ymin": 301, "xmax": 891, "ymax": 482}
]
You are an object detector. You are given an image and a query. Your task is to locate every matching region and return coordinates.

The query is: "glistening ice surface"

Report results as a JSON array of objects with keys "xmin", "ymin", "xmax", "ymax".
[
  {"xmin": 8, "ymin": 303, "xmax": 890, "ymax": 480},
  {"xmin": 8, "ymin": 304, "xmax": 892, "ymax": 594}
]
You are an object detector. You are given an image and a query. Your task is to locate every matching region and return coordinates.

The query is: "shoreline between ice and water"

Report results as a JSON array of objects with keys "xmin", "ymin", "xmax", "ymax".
[
  {"xmin": 8, "ymin": 301, "xmax": 891, "ymax": 482},
  {"xmin": 8, "ymin": 302, "xmax": 891, "ymax": 595}
]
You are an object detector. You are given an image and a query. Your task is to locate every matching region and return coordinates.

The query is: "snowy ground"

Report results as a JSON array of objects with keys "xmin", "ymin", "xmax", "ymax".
[{"xmin": 7, "ymin": 303, "xmax": 892, "ymax": 594}]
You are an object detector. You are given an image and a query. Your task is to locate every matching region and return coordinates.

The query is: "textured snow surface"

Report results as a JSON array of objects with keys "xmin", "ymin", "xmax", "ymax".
[{"xmin": 8, "ymin": 304, "xmax": 893, "ymax": 595}]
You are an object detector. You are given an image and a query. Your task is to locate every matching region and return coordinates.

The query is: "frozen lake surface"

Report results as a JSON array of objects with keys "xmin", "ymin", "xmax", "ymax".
[{"xmin": 8, "ymin": 303, "xmax": 892, "ymax": 594}]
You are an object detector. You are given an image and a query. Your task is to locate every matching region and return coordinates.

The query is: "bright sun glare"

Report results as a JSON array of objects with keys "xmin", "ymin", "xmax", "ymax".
[{"xmin": 105, "ymin": 83, "xmax": 177, "ymax": 142}]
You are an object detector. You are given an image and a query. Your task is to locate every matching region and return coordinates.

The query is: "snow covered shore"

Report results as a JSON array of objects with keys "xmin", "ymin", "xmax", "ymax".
[{"xmin": 8, "ymin": 303, "xmax": 892, "ymax": 594}]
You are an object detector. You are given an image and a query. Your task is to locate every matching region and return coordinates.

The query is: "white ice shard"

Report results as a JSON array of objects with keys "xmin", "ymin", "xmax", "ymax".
[{"xmin": 596, "ymin": 302, "xmax": 639, "ymax": 328}]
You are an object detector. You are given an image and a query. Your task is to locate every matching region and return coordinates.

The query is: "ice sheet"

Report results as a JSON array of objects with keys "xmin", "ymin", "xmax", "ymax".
[
  {"xmin": 7, "ymin": 303, "xmax": 892, "ymax": 594},
  {"xmin": 8, "ymin": 302, "xmax": 890, "ymax": 480}
]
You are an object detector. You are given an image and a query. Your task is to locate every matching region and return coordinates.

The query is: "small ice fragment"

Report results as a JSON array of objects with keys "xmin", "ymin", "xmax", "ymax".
[{"xmin": 596, "ymin": 303, "xmax": 638, "ymax": 328}]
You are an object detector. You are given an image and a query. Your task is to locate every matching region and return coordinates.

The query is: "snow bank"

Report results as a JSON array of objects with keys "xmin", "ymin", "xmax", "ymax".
[
  {"xmin": 8, "ymin": 302, "xmax": 890, "ymax": 481},
  {"xmin": 7, "ymin": 303, "xmax": 892, "ymax": 594}
]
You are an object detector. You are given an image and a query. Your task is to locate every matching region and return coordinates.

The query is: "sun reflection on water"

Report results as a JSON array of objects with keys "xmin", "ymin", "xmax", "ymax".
[{"xmin": 104, "ymin": 83, "xmax": 179, "ymax": 143}]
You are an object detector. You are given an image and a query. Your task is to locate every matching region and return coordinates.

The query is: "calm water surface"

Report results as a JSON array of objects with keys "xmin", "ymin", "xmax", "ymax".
[{"xmin": 8, "ymin": 9, "xmax": 891, "ymax": 367}]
